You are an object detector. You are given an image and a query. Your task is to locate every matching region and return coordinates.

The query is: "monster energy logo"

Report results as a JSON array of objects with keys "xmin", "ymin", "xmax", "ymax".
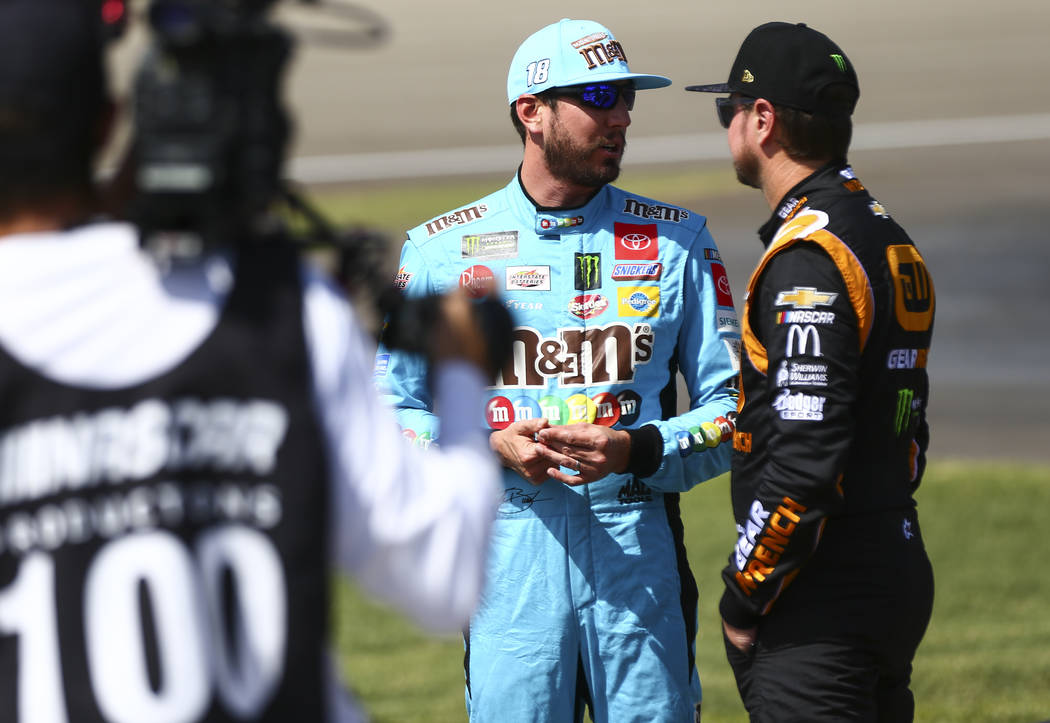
[
  {"xmin": 830, "ymin": 54, "xmax": 847, "ymax": 72},
  {"xmin": 574, "ymin": 253, "xmax": 602, "ymax": 291},
  {"xmin": 461, "ymin": 231, "xmax": 518, "ymax": 259},
  {"xmin": 895, "ymin": 388, "xmax": 916, "ymax": 435}
]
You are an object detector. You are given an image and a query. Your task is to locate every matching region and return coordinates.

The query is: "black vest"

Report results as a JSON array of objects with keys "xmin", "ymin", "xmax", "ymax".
[{"xmin": 0, "ymin": 245, "xmax": 330, "ymax": 722}]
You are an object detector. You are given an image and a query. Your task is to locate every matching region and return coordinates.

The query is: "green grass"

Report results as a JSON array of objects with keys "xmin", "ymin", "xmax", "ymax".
[
  {"xmin": 317, "ymin": 177, "xmax": 1050, "ymax": 720},
  {"xmin": 333, "ymin": 461, "xmax": 1050, "ymax": 722}
]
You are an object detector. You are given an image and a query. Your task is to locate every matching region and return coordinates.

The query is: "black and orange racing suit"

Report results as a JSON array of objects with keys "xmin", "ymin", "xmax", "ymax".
[{"xmin": 721, "ymin": 162, "xmax": 936, "ymax": 720}]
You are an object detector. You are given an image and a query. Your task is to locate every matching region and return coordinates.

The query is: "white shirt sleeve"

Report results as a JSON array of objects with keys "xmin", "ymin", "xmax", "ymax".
[{"xmin": 300, "ymin": 265, "xmax": 500, "ymax": 632}]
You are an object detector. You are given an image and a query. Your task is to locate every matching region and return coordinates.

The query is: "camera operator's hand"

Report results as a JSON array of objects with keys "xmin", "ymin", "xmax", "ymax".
[
  {"xmin": 536, "ymin": 423, "xmax": 632, "ymax": 487},
  {"xmin": 490, "ymin": 418, "xmax": 578, "ymax": 486},
  {"xmin": 430, "ymin": 288, "xmax": 495, "ymax": 375}
]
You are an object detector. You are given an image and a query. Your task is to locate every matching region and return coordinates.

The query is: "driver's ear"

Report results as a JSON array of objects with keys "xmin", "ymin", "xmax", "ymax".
[
  {"xmin": 516, "ymin": 95, "xmax": 548, "ymax": 136},
  {"xmin": 750, "ymin": 98, "xmax": 777, "ymax": 145}
]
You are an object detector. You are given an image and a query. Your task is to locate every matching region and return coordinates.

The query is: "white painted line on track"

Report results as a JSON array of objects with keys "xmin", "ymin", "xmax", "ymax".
[
  {"xmin": 288, "ymin": 112, "xmax": 1050, "ymax": 184},
  {"xmin": 851, "ymin": 113, "xmax": 1050, "ymax": 151}
]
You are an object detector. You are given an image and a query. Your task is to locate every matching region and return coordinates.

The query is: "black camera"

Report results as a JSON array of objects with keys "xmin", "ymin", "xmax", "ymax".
[
  {"xmin": 127, "ymin": 0, "xmax": 513, "ymax": 374},
  {"xmin": 131, "ymin": 0, "xmax": 291, "ymax": 250},
  {"xmin": 378, "ymin": 288, "xmax": 515, "ymax": 381}
]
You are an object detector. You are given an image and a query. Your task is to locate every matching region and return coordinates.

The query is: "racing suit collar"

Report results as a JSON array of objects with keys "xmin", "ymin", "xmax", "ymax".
[
  {"xmin": 758, "ymin": 159, "xmax": 851, "ymax": 247},
  {"xmin": 513, "ymin": 168, "xmax": 612, "ymax": 236}
]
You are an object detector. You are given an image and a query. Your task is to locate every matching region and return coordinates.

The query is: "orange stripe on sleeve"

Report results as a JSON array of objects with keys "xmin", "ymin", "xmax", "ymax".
[{"xmin": 741, "ymin": 211, "xmax": 874, "ymax": 377}]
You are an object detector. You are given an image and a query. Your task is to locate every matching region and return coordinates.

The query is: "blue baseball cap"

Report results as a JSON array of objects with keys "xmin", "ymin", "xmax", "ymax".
[{"xmin": 507, "ymin": 18, "xmax": 671, "ymax": 105}]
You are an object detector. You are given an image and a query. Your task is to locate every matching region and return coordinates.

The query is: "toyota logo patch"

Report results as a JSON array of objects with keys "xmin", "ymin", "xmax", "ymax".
[
  {"xmin": 621, "ymin": 233, "xmax": 652, "ymax": 251},
  {"xmin": 614, "ymin": 222, "xmax": 659, "ymax": 260}
]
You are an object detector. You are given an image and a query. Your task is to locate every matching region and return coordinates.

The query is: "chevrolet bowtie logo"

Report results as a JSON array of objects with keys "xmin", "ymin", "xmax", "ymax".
[{"xmin": 774, "ymin": 286, "xmax": 838, "ymax": 309}]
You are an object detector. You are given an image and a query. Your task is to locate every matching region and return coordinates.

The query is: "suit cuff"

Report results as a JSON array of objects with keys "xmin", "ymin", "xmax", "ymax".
[
  {"xmin": 625, "ymin": 424, "xmax": 663, "ymax": 478},
  {"xmin": 719, "ymin": 587, "xmax": 761, "ymax": 630}
]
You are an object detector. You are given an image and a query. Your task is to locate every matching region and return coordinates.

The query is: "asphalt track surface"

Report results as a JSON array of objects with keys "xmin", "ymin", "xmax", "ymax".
[{"xmin": 111, "ymin": 1, "xmax": 1050, "ymax": 463}]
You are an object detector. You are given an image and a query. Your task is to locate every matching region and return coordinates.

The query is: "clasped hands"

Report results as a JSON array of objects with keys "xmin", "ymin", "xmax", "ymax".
[{"xmin": 489, "ymin": 418, "xmax": 631, "ymax": 486}]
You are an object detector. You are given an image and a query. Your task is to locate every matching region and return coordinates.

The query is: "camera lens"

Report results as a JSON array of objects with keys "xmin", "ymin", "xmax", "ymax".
[{"xmin": 149, "ymin": 0, "xmax": 203, "ymax": 44}]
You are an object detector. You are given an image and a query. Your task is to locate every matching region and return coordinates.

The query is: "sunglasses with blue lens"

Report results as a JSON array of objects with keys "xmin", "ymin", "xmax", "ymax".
[{"xmin": 550, "ymin": 83, "xmax": 636, "ymax": 111}]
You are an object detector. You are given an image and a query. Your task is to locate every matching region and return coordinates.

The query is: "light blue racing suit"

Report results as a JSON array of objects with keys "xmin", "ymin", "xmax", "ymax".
[{"xmin": 375, "ymin": 174, "xmax": 741, "ymax": 722}]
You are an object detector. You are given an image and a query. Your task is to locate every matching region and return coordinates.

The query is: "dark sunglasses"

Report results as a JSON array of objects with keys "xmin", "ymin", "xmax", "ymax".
[
  {"xmin": 550, "ymin": 83, "xmax": 636, "ymax": 111},
  {"xmin": 715, "ymin": 96, "xmax": 756, "ymax": 128}
]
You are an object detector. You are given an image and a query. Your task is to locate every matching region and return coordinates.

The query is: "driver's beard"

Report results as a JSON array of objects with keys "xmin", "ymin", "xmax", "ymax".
[
  {"xmin": 543, "ymin": 113, "xmax": 622, "ymax": 189},
  {"xmin": 733, "ymin": 145, "xmax": 761, "ymax": 190}
]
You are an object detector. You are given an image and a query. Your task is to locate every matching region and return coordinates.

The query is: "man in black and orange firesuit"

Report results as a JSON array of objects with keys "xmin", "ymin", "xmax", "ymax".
[{"xmin": 686, "ymin": 22, "xmax": 936, "ymax": 721}]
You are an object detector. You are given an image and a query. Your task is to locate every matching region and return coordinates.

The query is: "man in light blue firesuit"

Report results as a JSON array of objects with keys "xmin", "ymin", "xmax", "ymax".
[{"xmin": 375, "ymin": 18, "xmax": 741, "ymax": 723}]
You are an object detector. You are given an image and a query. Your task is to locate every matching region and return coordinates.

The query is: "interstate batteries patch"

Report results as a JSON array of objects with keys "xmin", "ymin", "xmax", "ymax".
[{"xmin": 462, "ymin": 231, "xmax": 519, "ymax": 259}]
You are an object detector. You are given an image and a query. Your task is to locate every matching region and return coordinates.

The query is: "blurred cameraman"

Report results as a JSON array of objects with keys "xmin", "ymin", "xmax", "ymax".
[{"xmin": 0, "ymin": 1, "xmax": 500, "ymax": 722}]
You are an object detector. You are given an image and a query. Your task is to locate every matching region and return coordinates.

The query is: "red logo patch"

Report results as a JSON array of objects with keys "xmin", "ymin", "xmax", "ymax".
[
  {"xmin": 710, "ymin": 262, "xmax": 734, "ymax": 307},
  {"xmin": 460, "ymin": 265, "xmax": 495, "ymax": 298},
  {"xmin": 569, "ymin": 294, "xmax": 609, "ymax": 320},
  {"xmin": 614, "ymin": 223, "xmax": 658, "ymax": 260},
  {"xmin": 592, "ymin": 393, "xmax": 621, "ymax": 427},
  {"xmin": 485, "ymin": 396, "xmax": 514, "ymax": 429}
]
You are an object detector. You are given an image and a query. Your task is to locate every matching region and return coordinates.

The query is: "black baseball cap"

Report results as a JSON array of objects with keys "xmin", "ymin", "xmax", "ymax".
[
  {"xmin": 0, "ymin": 0, "xmax": 107, "ymax": 124},
  {"xmin": 686, "ymin": 22, "xmax": 859, "ymax": 115}
]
